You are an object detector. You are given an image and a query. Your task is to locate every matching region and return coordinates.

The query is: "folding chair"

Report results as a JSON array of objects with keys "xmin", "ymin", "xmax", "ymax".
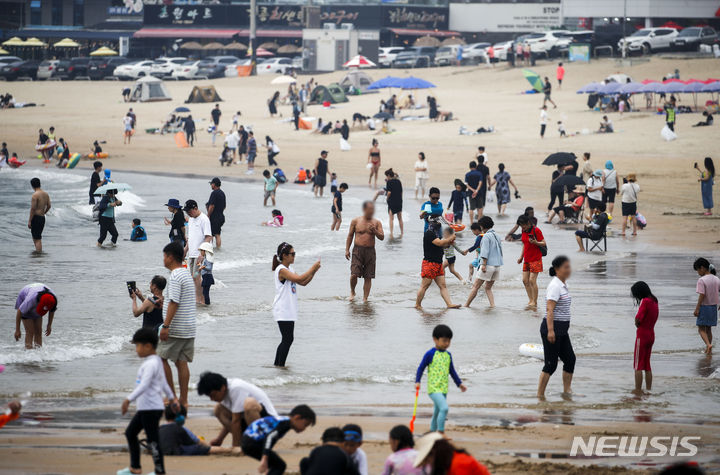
[{"xmin": 585, "ymin": 231, "xmax": 607, "ymax": 252}]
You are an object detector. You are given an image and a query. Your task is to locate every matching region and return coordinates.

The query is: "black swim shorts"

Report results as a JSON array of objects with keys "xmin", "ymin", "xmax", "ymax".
[{"xmin": 31, "ymin": 215, "xmax": 45, "ymax": 240}]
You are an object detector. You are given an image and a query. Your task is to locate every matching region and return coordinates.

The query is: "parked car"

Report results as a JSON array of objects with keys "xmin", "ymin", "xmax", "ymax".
[
  {"xmin": 291, "ymin": 56, "xmax": 303, "ymax": 70},
  {"xmin": 151, "ymin": 57, "xmax": 187, "ymax": 77},
  {"xmin": 434, "ymin": 45, "xmax": 462, "ymax": 66},
  {"xmin": 378, "ymin": 47, "xmax": 406, "ymax": 67},
  {"xmin": 592, "ymin": 24, "xmax": 627, "ymax": 53},
  {"xmin": 171, "ymin": 60, "xmax": 202, "ymax": 79},
  {"xmin": 88, "ymin": 57, "xmax": 129, "ymax": 80},
  {"xmin": 0, "ymin": 60, "xmax": 40, "ymax": 80},
  {"xmin": 670, "ymin": 27, "xmax": 718, "ymax": 51},
  {"xmin": 392, "ymin": 47, "xmax": 436, "ymax": 68},
  {"xmin": 54, "ymin": 57, "xmax": 91, "ymax": 79},
  {"xmin": 618, "ymin": 27, "xmax": 678, "ymax": 54},
  {"xmin": 257, "ymin": 57, "xmax": 293, "ymax": 74},
  {"xmin": 461, "ymin": 42, "xmax": 490, "ymax": 64},
  {"xmin": 520, "ymin": 31, "xmax": 573, "ymax": 55},
  {"xmin": 492, "ymin": 41, "xmax": 513, "ymax": 61},
  {"xmin": 196, "ymin": 56, "xmax": 241, "ymax": 78},
  {"xmin": 37, "ymin": 60, "xmax": 60, "ymax": 80},
  {"xmin": 224, "ymin": 59, "xmax": 251, "ymax": 77},
  {"xmin": 0, "ymin": 56, "xmax": 22, "ymax": 66},
  {"xmin": 113, "ymin": 60, "xmax": 154, "ymax": 79}
]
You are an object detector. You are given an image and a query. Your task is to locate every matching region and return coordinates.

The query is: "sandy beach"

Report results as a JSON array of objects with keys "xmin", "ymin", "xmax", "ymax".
[
  {"xmin": 2, "ymin": 57, "xmax": 720, "ymax": 474},
  {"xmin": 1, "ymin": 57, "xmax": 719, "ymax": 250}
]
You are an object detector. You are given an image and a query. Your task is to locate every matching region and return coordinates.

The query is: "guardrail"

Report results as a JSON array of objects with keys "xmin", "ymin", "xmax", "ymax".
[{"xmin": 594, "ymin": 45, "xmax": 614, "ymax": 58}]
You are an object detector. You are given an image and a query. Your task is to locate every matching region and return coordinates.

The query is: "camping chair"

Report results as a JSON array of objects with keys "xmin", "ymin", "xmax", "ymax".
[{"xmin": 585, "ymin": 231, "xmax": 607, "ymax": 252}]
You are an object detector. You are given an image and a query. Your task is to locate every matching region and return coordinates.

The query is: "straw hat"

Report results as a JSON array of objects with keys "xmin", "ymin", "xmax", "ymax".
[{"xmin": 413, "ymin": 432, "xmax": 444, "ymax": 467}]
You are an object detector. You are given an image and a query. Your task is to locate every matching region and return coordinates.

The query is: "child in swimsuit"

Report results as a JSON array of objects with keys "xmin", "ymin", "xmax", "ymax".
[
  {"xmin": 442, "ymin": 227, "xmax": 466, "ymax": 283},
  {"xmin": 262, "ymin": 209, "xmax": 284, "ymax": 227},
  {"xmin": 197, "ymin": 243, "xmax": 215, "ymax": 305}
]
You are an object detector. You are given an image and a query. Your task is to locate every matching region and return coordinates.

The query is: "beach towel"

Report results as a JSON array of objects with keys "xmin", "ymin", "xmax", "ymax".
[
  {"xmin": 298, "ymin": 118, "xmax": 312, "ymax": 130},
  {"xmin": 175, "ymin": 131, "xmax": 189, "ymax": 148}
]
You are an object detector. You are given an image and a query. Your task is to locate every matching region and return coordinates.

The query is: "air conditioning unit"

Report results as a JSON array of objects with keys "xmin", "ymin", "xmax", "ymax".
[
  {"xmin": 323, "ymin": 23, "xmax": 336, "ymax": 30},
  {"xmin": 340, "ymin": 23, "xmax": 354, "ymax": 30}
]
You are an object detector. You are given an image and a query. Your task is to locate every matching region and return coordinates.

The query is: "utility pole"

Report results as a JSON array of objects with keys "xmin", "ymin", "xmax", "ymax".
[
  {"xmin": 250, "ymin": 0, "xmax": 257, "ymax": 75},
  {"xmin": 621, "ymin": 0, "xmax": 627, "ymax": 58}
]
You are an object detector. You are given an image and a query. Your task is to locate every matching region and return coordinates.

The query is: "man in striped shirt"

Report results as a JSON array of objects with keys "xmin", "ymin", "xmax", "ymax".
[{"xmin": 159, "ymin": 241, "xmax": 197, "ymax": 407}]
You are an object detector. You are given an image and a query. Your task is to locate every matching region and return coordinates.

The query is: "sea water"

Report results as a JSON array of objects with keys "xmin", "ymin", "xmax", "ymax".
[{"xmin": 0, "ymin": 167, "xmax": 718, "ymax": 428}]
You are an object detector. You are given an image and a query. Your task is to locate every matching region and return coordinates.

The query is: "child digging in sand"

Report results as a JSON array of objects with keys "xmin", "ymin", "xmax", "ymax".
[{"xmin": 415, "ymin": 324, "xmax": 467, "ymax": 434}]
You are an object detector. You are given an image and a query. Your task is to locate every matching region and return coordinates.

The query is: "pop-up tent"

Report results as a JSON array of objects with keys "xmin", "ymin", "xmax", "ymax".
[
  {"xmin": 339, "ymin": 70, "xmax": 374, "ymax": 93},
  {"xmin": 310, "ymin": 83, "xmax": 348, "ymax": 104},
  {"xmin": 185, "ymin": 85, "xmax": 222, "ymax": 103},
  {"xmin": 130, "ymin": 76, "xmax": 171, "ymax": 102}
]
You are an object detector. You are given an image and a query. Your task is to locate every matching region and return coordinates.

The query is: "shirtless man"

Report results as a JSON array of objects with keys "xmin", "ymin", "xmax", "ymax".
[
  {"xmin": 345, "ymin": 201, "xmax": 385, "ymax": 302},
  {"xmin": 28, "ymin": 177, "xmax": 51, "ymax": 252}
]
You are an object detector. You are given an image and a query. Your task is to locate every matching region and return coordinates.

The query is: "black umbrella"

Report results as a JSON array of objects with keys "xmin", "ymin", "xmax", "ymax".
[
  {"xmin": 373, "ymin": 112, "xmax": 393, "ymax": 120},
  {"xmin": 551, "ymin": 174, "xmax": 585, "ymax": 193},
  {"xmin": 543, "ymin": 152, "xmax": 577, "ymax": 166}
]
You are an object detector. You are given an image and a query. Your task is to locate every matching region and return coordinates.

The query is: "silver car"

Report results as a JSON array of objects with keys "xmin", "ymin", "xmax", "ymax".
[{"xmin": 37, "ymin": 60, "xmax": 60, "ymax": 80}]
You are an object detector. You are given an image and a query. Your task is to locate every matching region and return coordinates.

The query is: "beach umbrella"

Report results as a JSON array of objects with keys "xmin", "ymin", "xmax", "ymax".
[
  {"xmin": 551, "ymin": 175, "xmax": 585, "ymax": 193},
  {"xmin": 343, "ymin": 55, "xmax": 376, "ymax": 68},
  {"xmin": 225, "ymin": 41, "xmax": 248, "ymax": 51},
  {"xmin": 0, "ymin": 48, "xmax": 8, "ymax": 55},
  {"xmin": 271, "ymin": 75, "xmax": 296, "ymax": 85},
  {"xmin": 2, "ymin": 37, "xmax": 24, "ymax": 46},
  {"xmin": 23, "ymin": 37, "xmax": 46, "ymax": 47},
  {"xmin": 640, "ymin": 82, "xmax": 662, "ymax": 93},
  {"xmin": 414, "ymin": 36, "xmax": 440, "ymax": 47},
  {"xmin": 542, "ymin": 152, "xmax": 576, "ymax": 166},
  {"xmin": 90, "ymin": 46, "xmax": 118, "ymax": 56},
  {"xmin": 258, "ymin": 41, "xmax": 279, "ymax": 51},
  {"xmin": 203, "ymin": 42, "xmax": 225, "ymax": 50},
  {"xmin": 399, "ymin": 76, "xmax": 436, "ymax": 90},
  {"xmin": 598, "ymin": 82, "xmax": 623, "ymax": 94},
  {"xmin": 94, "ymin": 183, "xmax": 132, "ymax": 195},
  {"xmin": 441, "ymin": 37, "xmax": 466, "ymax": 46},
  {"xmin": 522, "ymin": 69, "xmax": 543, "ymax": 93},
  {"xmin": 251, "ymin": 48, "xmax": 274, "ymax": 57},
  {"xmin": 620, "ymin": 82, "xmax": 644, "ymax": 94},
  {"xmin": 576, "ymin": 82, "xmax": 600, "ymax": 94},
  {"xmin": 53, "ymin": 38, "xmax": 80, "ymax": 48},
  {"xmin": 658, "ymin": 82, "xmax": 686, "ymax": 94},
  {"xmin": 180, "ymin": 41, "xmax": 203, "ymax": 50},
  {"xmin": 683, "ymin": 82, "xmax": 706, "ymax": 93},
  {"xmin": 174, "ymin": 106, "xmax": 190, "ymax": 113},
  {"xmin": 367, "ymin": 76, "xmax": 403, "ymax": 90},
  {"xmin": 701, "ymin": 81, "xmax": 720, "ymax": 93},
  {"xmin": 276, "ymin": 44, "xmax": 299, "ymax": 54},
  {"xmin": 640, "ymin": 79, "xmax": 659, "ymax": 84}
]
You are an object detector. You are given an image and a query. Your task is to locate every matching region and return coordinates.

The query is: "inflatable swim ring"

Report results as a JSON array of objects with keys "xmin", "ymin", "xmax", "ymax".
[
  {"xmin": 449, "ymin": 223, "xmax": 465, "ymax": 232},
  {"xmin": 66, "ymin": 153, "xmax": 81, "ymax": 169},
  {"xmin": 518, "ymin": 343, "xmax": 544, "ymax": 360},
  {"xmin": 35, "ymin": 140, "xmax": 56, "ymax": 151},
  {"xmin": 8, "ymin": 157, "xmax": 26, "ymax": 168},
  {"xmin": 88, "ymin": 152, "xmax": 109, "ymax": 159}
]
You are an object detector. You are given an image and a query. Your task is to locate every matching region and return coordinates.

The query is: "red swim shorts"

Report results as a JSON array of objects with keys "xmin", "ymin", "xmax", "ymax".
[
  {"xmin": 523, "ymin": 260, "xmax": 543, "ymax": 273},
  {"xmin": 633, "ymin": 334, "xmax": 654, "ymax": 371},
  {"xmin": 421, "ymin": 260, "xmax": 444, "ymax": 280}
]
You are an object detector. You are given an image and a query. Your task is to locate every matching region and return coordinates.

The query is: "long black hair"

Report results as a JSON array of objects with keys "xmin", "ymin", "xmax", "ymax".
[
  {"xmin": 704, "ymin": 157, "xmax": 715, "ymax": 178},
  {"xmin": 428, "ymin": 439, "xmax": 470, "ymax": 475},
  {"xmin": 630, "ymin": 281, "xmax": 657, "ymax": 305},
  {"xmin": 272, "ymin": 242, "xmax": 293, "ymax": 271},
  {"xmin": 549, "ymin": 255, "xmax": 569, "ymax": 277},
  {"xmin": 694, "ymin": 257, "xmax": 716, "ymax": 275},
  {"xmin": 389, "ymin": 425, "xmax": 414, "ymax": 451}
]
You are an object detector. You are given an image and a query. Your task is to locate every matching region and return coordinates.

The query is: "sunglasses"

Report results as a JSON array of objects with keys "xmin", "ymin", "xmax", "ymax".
[
  {"xmin": 430, "ymin": 196, "xmax": 440, "ymax": 200},
  {"xmin": 288, "ymin": 252, "xmax": 296, "ymax": 256}
]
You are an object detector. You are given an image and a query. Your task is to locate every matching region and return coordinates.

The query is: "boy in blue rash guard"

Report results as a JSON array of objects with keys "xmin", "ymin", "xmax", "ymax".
[
  {"xmin": 241, "ymin": 405, "xmax": 316, "ymax": 475},
  {"xmin": 415, "ymin": 325, "xmax": 467, "ymax": 433},
  {"xmin": 446, "ymin": 180, "xmax": 467, "ymax": 224},
  {"xmin": 130, "ymin": 219, "xmax": 147, "ymax": 242},
  {"xmin": 465, "ymin": 222, "xmax": 483, "ymax": 281}
]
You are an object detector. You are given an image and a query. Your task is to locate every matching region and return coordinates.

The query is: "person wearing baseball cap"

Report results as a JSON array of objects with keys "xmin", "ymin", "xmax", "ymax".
[
  {"xmin": 164, "ymin": 198, "xmax": 186, "ymax": 246},
  {"xmin": 14, "ymin": 283, "xmax": 58, "ymax": 349},
  {"xmin": 184, "ymin": 199, "xmax": 212, "ymax": 304},
  {"xmin": 206, "ymin": 178, "xmax": 226, "ymax": 248}
]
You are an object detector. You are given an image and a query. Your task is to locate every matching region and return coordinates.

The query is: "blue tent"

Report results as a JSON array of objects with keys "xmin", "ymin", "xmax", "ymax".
[
  {"xmin": 399, "ymin": 76, "xmax": 436, "ymax": 90},
  {"xmin": 367, "ymin": 76, "xmax": 404, "ymax": 90}
]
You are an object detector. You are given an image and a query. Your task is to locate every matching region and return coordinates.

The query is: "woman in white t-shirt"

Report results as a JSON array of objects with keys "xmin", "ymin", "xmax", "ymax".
[
  {"xmin": 537, "ymin": 255, "xmax": 575, "ymax": 400},
  {"xmin": 414, "ymin": 152, "xmax": 429, "ymax": 199},
  {"xmin": 586, "ymin": 170, "xmax": 604, "ymax": 220},
  {"xmin": 620, "ymin": 173, "xmax": 640, "ymax": 236},
  {"xmin": 272, "ymin": 242, "xmax": 321, "ymax": 367},
  {"xmin": 602, "ymin": 160, "xmax": 621, "ymax": 215}
]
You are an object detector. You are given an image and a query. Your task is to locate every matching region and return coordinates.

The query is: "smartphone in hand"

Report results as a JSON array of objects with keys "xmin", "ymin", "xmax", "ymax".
[{"xmin": 126, "ymin": 281, "xmax": 136, "ymax": 296}]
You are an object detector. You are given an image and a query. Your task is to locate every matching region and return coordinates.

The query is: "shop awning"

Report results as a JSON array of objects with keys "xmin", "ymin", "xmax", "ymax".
[
  {"xmin": 386, "ymin": 28, "xmax": 460, "ymax": 38},
  {"xmin": 11, "ymin": 28, "xmax": 134, "ymax": 40},
  {"xmin": 133, "ymin": 28, "xmax": 302, "ymax": 39}
]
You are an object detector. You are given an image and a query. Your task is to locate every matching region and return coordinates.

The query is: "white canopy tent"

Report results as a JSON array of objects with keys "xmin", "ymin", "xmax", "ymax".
[{"xmin": 130, "ymin": 76, "xmax": 171, "ymax": 102}]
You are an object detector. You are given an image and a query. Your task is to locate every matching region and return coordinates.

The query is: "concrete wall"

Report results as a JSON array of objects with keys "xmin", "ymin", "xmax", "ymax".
[{"xmin": 562, "ymin": 0, "xmax": 720, "ymax": 19}]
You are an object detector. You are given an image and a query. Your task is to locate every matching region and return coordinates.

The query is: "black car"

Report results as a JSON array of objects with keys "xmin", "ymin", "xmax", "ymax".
[
  {"xmin": 196, "ymin": 56, "xmax": 240, "ymax": 78},
  {"xmin": 392, "ymin": 47, "xmax": 437, "ymax": 68},
  {"xmin": 592, "ymin": 24, "xmax": 627, "ymax": 53},
  {"xmin": 54, "ymin": 57, "xmax": 92, "ymax": 79},
  {"xmin": 88, "ymin": 57, "xmax": 129, "ymax": 80},
  {"xmin": 671, "ymin": 27, "xmax": 718, "ymax": 51},
  {"xmin": 0, "ymin": 60, "xmax": 40, "ymax": 81}
]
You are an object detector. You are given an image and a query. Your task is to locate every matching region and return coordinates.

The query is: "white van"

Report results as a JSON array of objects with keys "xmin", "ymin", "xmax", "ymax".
[{"xmin": 434, "ymin": 45, "xmax": 461, "ymax": 66}]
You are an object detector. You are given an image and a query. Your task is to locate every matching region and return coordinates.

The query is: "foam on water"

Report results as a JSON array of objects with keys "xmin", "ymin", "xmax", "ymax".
[
  {"xmin": 0, "ymin": 335, "xmax": 127, "ymax": 364},
  {"xmin": 215, "ymin": 243, "xmax": 344, "ymax": 270}
]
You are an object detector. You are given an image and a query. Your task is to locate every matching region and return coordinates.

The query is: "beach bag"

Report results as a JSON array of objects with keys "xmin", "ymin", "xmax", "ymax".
[
  {"xmin": 661, "ymin": 125, "xmax": 677, "ymax": 141},
  {"xmin": 92, "ymin": 203, "xmax": 101, "ymax": 222},
  {"xmin": 635, "ymin": 213, "xmax": 647, "ymax": 229},
  {"xmin": 532, "ymin": 227, "xmax": 548, "ymax": 257},
  {"xmin": 340, "ymin": 138, "xmax": 351, "ymax": 151}
]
